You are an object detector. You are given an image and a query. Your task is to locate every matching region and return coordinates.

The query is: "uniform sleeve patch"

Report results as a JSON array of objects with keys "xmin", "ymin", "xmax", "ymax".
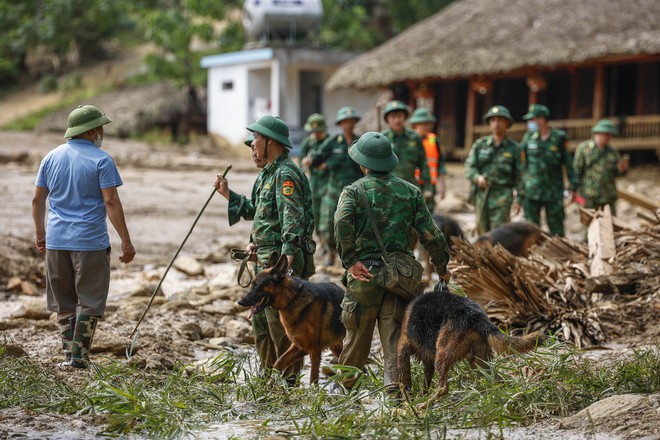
[{"xmin": 282, "ymin": 180, "xmax": 295, "ymax": 196}]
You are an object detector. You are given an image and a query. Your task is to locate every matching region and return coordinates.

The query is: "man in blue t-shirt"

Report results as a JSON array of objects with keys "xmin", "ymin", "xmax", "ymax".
[{"xmin": 32, "ymin": 104, "xmax": 136, "ymax": 368}]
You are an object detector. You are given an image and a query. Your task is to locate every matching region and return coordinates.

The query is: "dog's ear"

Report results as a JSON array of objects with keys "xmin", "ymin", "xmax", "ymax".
[
  {"xmin": 271, "ymin": 254, "xmax": 289, "ymax": 279},
  {"xmin": 267, "ymin": 251, "xmax": 279, "ymax": 268}
]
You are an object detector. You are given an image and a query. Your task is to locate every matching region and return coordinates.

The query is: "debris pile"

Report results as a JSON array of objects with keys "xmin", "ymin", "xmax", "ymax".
[{"xmin": 450, "ymin": 224, "xmax": 660, "ymax": 348}]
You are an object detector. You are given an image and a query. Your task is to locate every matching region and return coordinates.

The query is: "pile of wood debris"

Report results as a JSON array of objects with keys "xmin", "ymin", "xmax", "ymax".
[{"xmin": 450, "ymin": 218, "xmax": 660, "ymax": 348}]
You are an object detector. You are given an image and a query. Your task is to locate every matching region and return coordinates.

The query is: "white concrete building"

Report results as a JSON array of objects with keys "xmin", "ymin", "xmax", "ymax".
[{"xmin": 200, "ymin": 46, "xmax": 380, "ymax": 151}]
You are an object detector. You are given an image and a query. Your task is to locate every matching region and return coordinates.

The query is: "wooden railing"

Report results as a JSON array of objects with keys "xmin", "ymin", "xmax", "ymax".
[{"xmin": 462, "ymin": 114, "xmax": 660, "ymax": 156}]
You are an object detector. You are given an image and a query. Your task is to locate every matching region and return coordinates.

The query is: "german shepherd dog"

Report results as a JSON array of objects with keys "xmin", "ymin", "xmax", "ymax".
[
  {"xmin": 397, "ymin": 282, "xmax": 545, "ymax": 403},
  {"xmin": 237, "ymin": 254, "xmax": 345, "ymax": 384}
]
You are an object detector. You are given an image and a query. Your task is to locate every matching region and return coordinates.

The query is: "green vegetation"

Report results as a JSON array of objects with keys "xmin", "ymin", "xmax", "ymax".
[{"xmin": 2, "ymin": 342, "xmax": 659, "ymax": 438}]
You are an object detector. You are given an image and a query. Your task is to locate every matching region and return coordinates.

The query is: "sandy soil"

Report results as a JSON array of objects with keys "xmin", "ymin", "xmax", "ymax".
[{"xmin": 1, "ymin": 130, "xmax": 659, "ymax": 439}]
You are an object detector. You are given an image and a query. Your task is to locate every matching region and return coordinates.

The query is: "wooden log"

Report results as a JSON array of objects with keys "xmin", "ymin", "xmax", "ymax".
[
  {"xmin": 617, "ymin": 188, "xmax": 660, "ymax": 212},
  {"xmin": 588, "ymin": 206, "xmax": 615, "ymax": 277}
]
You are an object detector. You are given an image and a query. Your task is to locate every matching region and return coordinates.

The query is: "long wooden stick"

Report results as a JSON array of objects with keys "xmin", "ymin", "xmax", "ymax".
[{"xmin": 126, "ymin": 165, "xmax": 232, "ymax": 358}]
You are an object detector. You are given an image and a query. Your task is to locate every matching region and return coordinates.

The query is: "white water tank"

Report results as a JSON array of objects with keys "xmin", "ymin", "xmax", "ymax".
[{"xmin": 243, "ymin": 0, "xmax": 324, "ymax": 41}]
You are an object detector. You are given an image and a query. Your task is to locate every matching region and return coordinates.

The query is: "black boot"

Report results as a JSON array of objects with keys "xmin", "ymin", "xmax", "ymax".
[{"xmin": 69, "ymin": 315, "xmax": 98, "ymax": 369}]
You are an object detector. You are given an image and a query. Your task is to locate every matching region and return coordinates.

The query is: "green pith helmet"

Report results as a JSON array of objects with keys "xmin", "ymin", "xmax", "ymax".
[
  {"xmin": 523, "ymin": 104, "xmax": 550, "ymax": 120},
  {"xmin": 348, "ymin": 131, "xmax": 398, "ymax": 172},
  {"xmin": 244, "ymin": 134, "xmax": 254, "ymax": 147},
  {"xmin": 64, "ymin": 105, "xmax": 111, "ymax": 138},
  {"xmin": 591, "ymin": 119, "xmax": 617, "ymax": 135},
  {"xmin": 335, "ymin": 106, "xmax": 362, "ymax": 124},
  {"xmin": 246, "ymin": 115, "xmax": 292, "ymax": 149},
  {"xmin": 383, "ymin": 100, "xmax": 410, "ymax": 121},
  {"xmin": 303, "ymin": 113, "xmax": 327, "ymax": 133},
  {"xmin": 408, "ymin": 108, "xmax": 437, "ymax": 125},
  {"xmin": 483, "ymin": 105, "xmax": 513, "ymax": 125}
]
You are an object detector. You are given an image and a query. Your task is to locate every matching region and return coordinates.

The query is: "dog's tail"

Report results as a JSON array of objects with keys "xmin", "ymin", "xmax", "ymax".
[{"xmin": 488, "ymin": 331, "xmax": 546, "ymax": 355}]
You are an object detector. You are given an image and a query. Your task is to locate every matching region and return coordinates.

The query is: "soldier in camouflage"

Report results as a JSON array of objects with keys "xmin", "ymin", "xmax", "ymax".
[
  {"xmin": 298, "ymin": 113, "xmax": 329, "ymax": 238},
  {"xmin": 334, "ymin": 132, "xmax": 450, "ymax": 390},
  {"xmin": 573, "ymin": 119, "xmax": 629, "ymax": 215},
  {"xmin": 381, "ymin": 100, "xmax": 434, "ymax": 204},
  {"xmin": 464, "ymin": 105, "xmax": 523, "ymax": 234},
  {"xmin": 303, "ymin": 106, "xmax": 363, "ymax": 266},
  {"xmin": 238, "ymin": 116, "xmax": 317, "ymax": 382},
  {"xmin": 214, "ymin": 135, "xmax": 279, "ymax": 369},
  {"xmin": 520, "ymin": 104, "xmax": 578, "ymax": 236}
]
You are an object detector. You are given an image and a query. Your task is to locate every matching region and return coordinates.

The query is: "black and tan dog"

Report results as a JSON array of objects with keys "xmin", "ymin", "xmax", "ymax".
[
  {"xmin": 397, "ymin": 282, "xmax": 545, "ymax": 403},
  {"xmin": 237, "ymin": 254, "xmax": 345, "ymax": 384}
]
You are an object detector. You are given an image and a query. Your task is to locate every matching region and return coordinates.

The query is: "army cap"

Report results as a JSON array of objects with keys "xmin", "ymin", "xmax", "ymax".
[
  {"xmin": 483, "ymin": 105, "xmax": 513, "ymax": 125},
  {"xmin": 64, "ymin": 105, "xmax": 111, "ymax": 138},
  {"xmin": 244, "ymin": 134, "xmax": 254, "ymax": 147},
  {"xmin": 591, "ymin": 119, "xmax": 617, "ymax": 135},
  {"xmin": 348, "ymin": 131, "xmax": 398, "ymax": 172},
  {"xmin": 303, "ymin": 113, "xmax": 327, "ymax": 133},
  {"xmin": 383, "ymin": 100, "xmax": 410, "ymax": 121},
  {"xmin": 335, "ymin": 106, "xmax": 362, "ymax": 124},
  {"xmin": 523, "ymin": 104, "xmax": 550, "ymax": 120},
  {"xmin": 247, "ymin": 115, "xmax": 292, "ymax": 149},
  {"xmin": 408, "ymin": 108, "xmax": 437, "ymax": 124}
]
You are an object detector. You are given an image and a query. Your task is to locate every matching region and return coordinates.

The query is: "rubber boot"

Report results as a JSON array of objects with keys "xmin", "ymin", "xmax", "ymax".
[
  {"xmin": 69, "ymin": 315, "xmax": 98, "ymax": 369},
  {"xmin": 57, "ymin": 314, "xmax": 76, "ymax": 362}
]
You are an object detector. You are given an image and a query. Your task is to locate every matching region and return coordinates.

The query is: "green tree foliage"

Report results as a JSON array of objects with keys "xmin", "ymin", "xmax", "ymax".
[
  {"xmin": 320, "ymin": 0, "xmax": 454, "ymax": 51},
  {"xmin": 0, "ymin": 0, "xmax": 134, "ymax": 85}
]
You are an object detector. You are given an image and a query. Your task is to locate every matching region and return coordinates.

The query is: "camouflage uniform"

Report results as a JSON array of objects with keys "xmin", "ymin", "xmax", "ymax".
[
  {"xmin": 464, "ymin": 135, "xmax": 522, "ymax": 234},
  {"xmin": 225, "ymin": 170, "xmax": 279, "ymax": 368},
  {"xmin": 309, "ymin": 133, "xmax": 363, "ymax": 256},
  {"xmin": 382, "ymin": 127, "xmax": 433, "ymax": 194},
  {"xmin": 520, "ymin": 128, "xmax": 577, "ymax": 236},
  {"xmin": 250, "ymin": 151, "xmax": 316, "ymax": 378},
  {"xmin": 335, "ymin": 133, "xmax": 449, "ymax": 389},
  {"xmin": 299, "ymin": 133, "xmax": 329, "ymax": 234},
  {"xmin": 573, "ymin": 140, "xmax": 625, "ymax": 215}
]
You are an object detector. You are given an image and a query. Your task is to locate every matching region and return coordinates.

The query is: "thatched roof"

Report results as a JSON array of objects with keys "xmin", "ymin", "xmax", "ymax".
[{"xmin": 327, "ymin": 0, "xmax": 660, "ymax": 90}]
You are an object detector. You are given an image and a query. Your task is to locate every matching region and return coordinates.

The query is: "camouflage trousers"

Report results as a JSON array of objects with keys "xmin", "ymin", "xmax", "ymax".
[
  {"xmin": 310, "ymin": 173, "xmax": 327, "ymax": 238},
  {"xmin": 475, "ymin": 188, "xmax": 513, "ymax": 234},
  {"xmin": 524, "ymin": 198, "xmax": 565, "ymax": 236},
  {"xmin": 584, "ymin": 198, "xmax": 617, "ymax": 216},
  {"xmin": 251, "ymin": 246, "xmax": 306, "ymax": 379},
  {"xmin": 338, "ymin": 267, "xmax": 407, "ymax": 388},
  {"xmin": 319, "ymin": 190, "xmax": 341, "ymax": 255}
]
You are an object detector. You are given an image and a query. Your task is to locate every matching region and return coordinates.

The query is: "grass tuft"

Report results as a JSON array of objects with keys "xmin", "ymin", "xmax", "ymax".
[{"xmin": 1, "ymin": 342, "xmax": 659, "ymax": 438}]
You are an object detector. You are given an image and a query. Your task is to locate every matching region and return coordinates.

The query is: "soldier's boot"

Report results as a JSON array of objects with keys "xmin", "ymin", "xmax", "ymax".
[
  {"xmin": 56, "ymin": 313, "xmax": 76, "ymax": 365},
  {"xmin": 69, "ymin": 314, "xmax": 99, "ymax": 369}
]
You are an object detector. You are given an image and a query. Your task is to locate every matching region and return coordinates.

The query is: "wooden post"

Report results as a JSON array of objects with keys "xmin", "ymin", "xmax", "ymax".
[
  {"xmin": 587, "ymin": 205, "xmax": 615, "ymax": 277},
  {"xmin": 465, "ymin": 80, "xmax": 476, "ymax": 150},
  {"xmin": 593, "ymin": 65, "xmax": 605, "ymax": 120},
  {"xmin": 569, "ymin": 71, "xmax": 578, "ymax": 118}
]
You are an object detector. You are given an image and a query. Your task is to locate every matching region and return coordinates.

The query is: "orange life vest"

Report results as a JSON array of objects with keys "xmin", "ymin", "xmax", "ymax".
[{"xmin": 415, "ymin": 133, "xmax": 440, "ymax": 185}]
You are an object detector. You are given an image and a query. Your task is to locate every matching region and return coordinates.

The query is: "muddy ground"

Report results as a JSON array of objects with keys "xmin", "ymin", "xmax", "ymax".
[{"xmin": 1, "ymin": 130, "xmax": 659, "ymax": 439}]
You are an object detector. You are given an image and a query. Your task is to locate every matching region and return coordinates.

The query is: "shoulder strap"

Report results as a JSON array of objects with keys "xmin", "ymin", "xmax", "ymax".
[{"xmin": 355, "ymin": 181, "xmax": 391, "ymax": 264}]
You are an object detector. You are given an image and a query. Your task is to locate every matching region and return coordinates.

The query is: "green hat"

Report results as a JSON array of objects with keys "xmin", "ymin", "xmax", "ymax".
[
  {"xmin": 335, "ymin": 106, "xmax": 362, "ymax": 124},
  {"xmin": 243, "ymin": 134, "xmax": 254, "ymax": 147},
  {"xmin": 64, "ymin": 105, "xmax": 111, "ymax": 138},
  {"xmin": 408, "ymin": 108, "xmax": 437, "ymax": 124},
  {"xmin": 383, "ymin": 100, "xmax": 410, "ymax": 121},
  {"xmin": 523, "ymin": 104, "xmax": 550, "ymax": 120},
  {"xmin": 348, "ymin": 132, "xmax": 398, "ymax": 172},
  {"xmin": 483, "ymin": 105, "xmax": 513, "ymax": 125},
  {"xmin": 303, "ymin": 113, "xmax": 327, "ymax": 133},
  {"xmin": 591, "ymin": 119, "xmax": 617, "ymax": 135},
  {"xmin": 247, "ymin": 115, "xmax": 292, "ymax": 149}
]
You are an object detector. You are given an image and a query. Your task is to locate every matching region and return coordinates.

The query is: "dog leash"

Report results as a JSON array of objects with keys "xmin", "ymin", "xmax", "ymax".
[
  {"xmin": 126, "ymin": 164, "xmax": 232, "ymax": 359},
  {"xmin": 230, "ymin": 248, "xmax": 254, "ymax": 288}
]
